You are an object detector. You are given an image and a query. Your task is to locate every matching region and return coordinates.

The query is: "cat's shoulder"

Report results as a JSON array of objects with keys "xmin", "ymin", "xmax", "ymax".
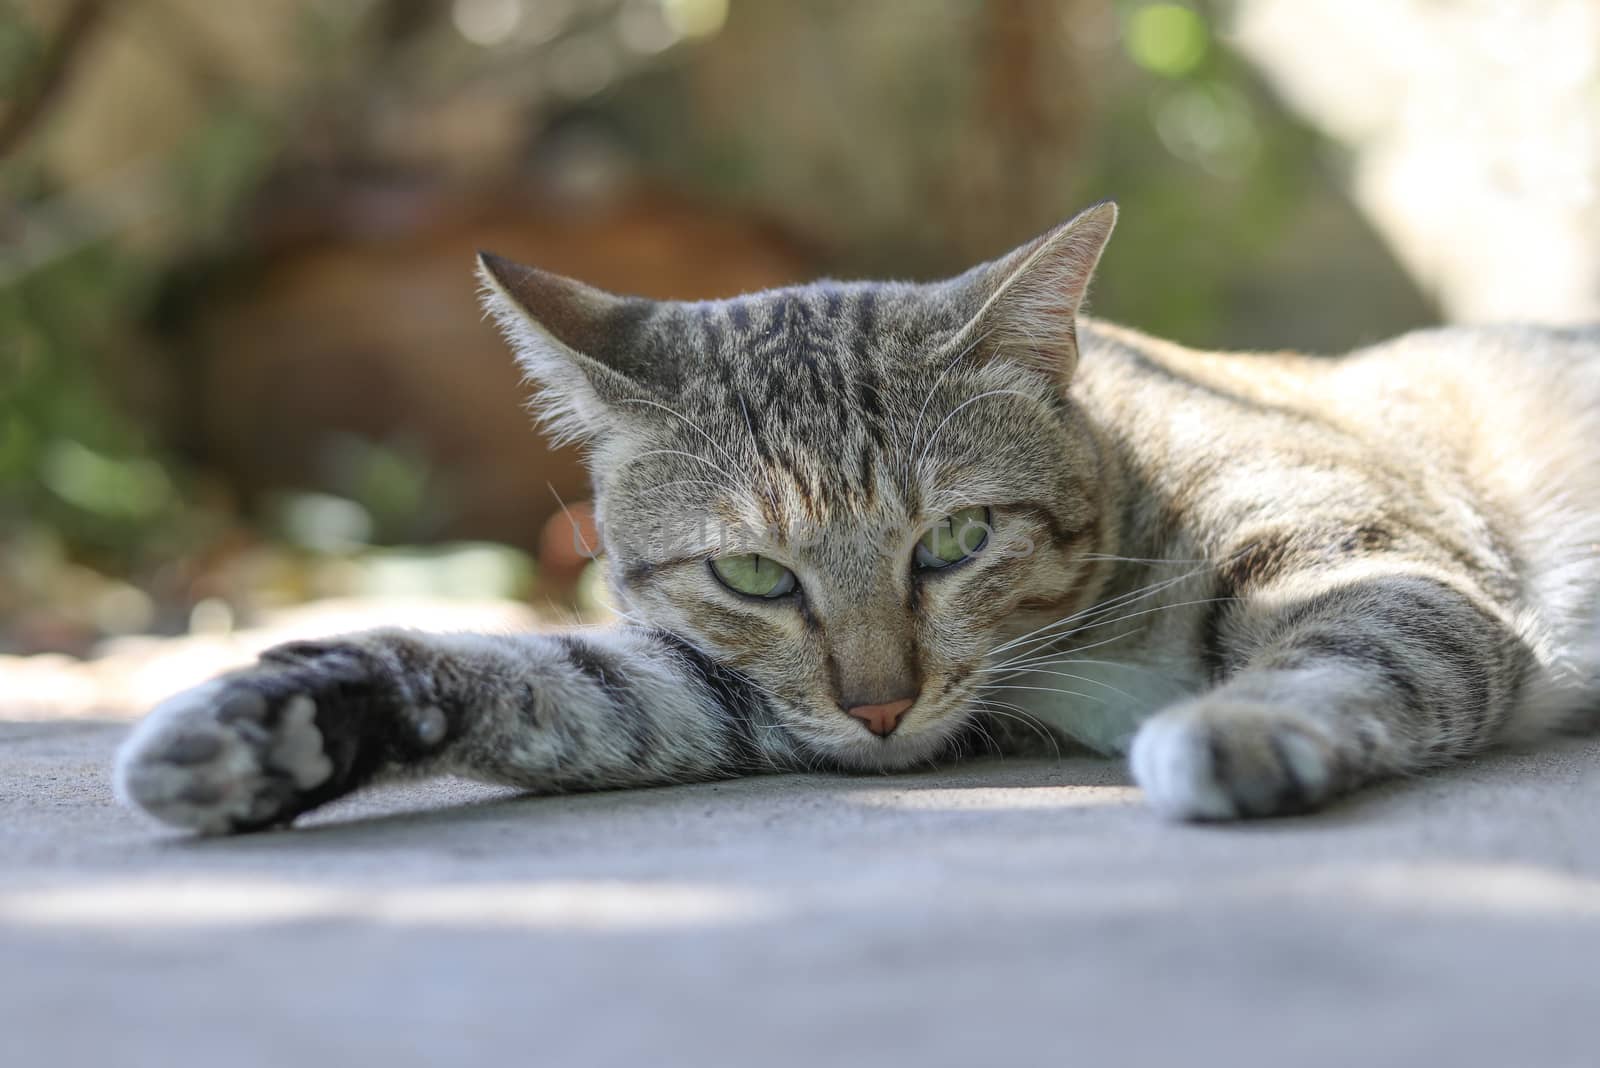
[{"xmin": 1082, "ymin": 317, "xmax": 1600, "ymax": 381}]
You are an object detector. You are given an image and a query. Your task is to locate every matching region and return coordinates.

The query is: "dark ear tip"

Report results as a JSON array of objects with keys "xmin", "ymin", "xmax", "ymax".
[{"xmin": 477, "ymin": 251, "xmax": 531, "ymax": 290}]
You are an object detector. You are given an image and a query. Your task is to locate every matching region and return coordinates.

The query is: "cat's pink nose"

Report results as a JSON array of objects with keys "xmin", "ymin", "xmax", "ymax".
[{"xmin": 845, "ymin": 698, "xmax": 914, "ymax": 738}]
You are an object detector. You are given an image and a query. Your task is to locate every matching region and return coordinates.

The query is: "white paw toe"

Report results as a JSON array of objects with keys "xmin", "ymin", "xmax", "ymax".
[
  {"xmin": 1130, "ymin": 713, "xmax": 1240, "ymax": 820},
  {"xmin": 1130, "ymin": 701, "xmax": 1337, "ymax": 821},
  {"xmin": 268, "ymin": 695, "xmax": 334, "ymax": 789}
]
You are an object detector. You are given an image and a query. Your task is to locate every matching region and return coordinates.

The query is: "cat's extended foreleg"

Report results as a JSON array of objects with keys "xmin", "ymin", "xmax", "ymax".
[
  {"xmin": 115, "ymin": 627, "xmax": 792, "ymax": 834},
  {"xmin": 1130, "ymin": 573, "xmax": 1528, "ymax": 820}
]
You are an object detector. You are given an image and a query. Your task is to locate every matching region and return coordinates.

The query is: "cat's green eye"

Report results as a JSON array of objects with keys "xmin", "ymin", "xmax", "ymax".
[
  {"xmin": 709, "ymin": 554, "xmax": 798, "ymax": 599},
  {"xmin": 915, "ymin": 506, "xmax": 992, "ymax": 570}
]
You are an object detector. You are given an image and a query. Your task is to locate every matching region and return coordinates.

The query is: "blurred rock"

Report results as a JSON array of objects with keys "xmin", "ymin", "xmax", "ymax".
[{"xmin": 1235, "ymin": 0, "xmax": 1600, "ymax": 323}]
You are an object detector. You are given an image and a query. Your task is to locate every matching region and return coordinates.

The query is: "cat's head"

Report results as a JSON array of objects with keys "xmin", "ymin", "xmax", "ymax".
[{"xmin": 478, "ymin": 202, "xmax": 1118, "ymax": 768}]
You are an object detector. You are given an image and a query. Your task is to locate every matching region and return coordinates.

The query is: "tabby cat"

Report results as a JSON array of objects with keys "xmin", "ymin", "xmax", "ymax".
[{"xmin": 115, "ymin": 202, "xmax": 1600, "ymax": 831}]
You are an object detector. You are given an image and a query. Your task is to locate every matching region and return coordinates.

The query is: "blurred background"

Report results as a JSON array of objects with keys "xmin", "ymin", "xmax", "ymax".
[{"xmin": 4, "ymin": 0, "xmax": 1599, "ymax": 708}]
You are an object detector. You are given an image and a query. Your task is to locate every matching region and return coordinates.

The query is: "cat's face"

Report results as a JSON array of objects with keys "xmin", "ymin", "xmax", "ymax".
[{"xmin": 480, "ymin": 203, "xmax": 1118, "ymax": 768}]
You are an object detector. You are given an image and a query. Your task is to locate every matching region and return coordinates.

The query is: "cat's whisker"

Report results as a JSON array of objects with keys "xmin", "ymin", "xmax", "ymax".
[
  {"xmin": 983, "ymin": 559, "xmax": 1211, "ymax": 656},
  {"xmin": 706, "ymin": 662, "xmax": 789, "ymax": 707},
  {"xmin": 860, "ymin": 379, "xmax": 915, "ymax": 494},
  {"xmin": 636, "ymin": 427, "xmax": 762, "ymax": 526},
  {"xmin": 981, "ymin": 666, "xmax": 1139, "ymax": 702},
  {"xmin": 983, "ymin": 630, "xmax": 1153, "ymax": 672},
  {"xmin": 994, "ymin": 595, "xmax": 1239, "ymax": 666},
  {"xmin": 963, "ymin": 716, "xmax": 1004, "ymax": 760},
  {"xmin": 737, "ymin": 392, "xmax": 783, "ymax": 515},
  {"xmin": 546, "ymin": 482, "xmax": 603, "ymax": 570},
  {"xmin": 986, "ymin": 625, "xmax": 1169, "ymax": 683},
  {"xmin": 619, "ymin": 397, "xmax": 744, "ymax": 470},
  {"xmin": 975, "ymin": 701, "xmax": 1063, "ymax": 759},
  {"xmin": 979, "ymin": 626, "xmax": 1145, "ymax": 668},
  {"xmin": 981, "ymin": 654, "xmax": 1170, "ymax": 684},
  {"xmin": 621, "ymin": 449, "xmax": 768, "ymax": 525},
  {"xmin": 1074, "ymin": 539, "xmax": 1265, "ymax": 572},
  {"xmin": 980, "ymin": 683, "xmax": 1110, "ymax": 706},
  {"xmin": 914, "ymin": 388, "xmax": 1037, "ymax": 474},
  {"xmin": 639, "ymin": 478, "xmax": 734, "ymax": 496},
  {"xmin": 628, "ymin": 448, "xmax": 743, "ymax": 486},
  {"xmin": 901, "ymin": 326, "xmax": 994, "ymax": 483},
  {"xmin": 984, "ymin": 627, "xmax": 1147, "ymax": 674},
  {"xmin": 1078, "ymin": 552, "xmax": 1221, "ymax": 565},
  {"xmin": 981, "ymin": 544, "xmax": 1262, "ymax": 661},
  {"xmin": 984, "ymin": 568, "xmax": 1201, "ymax": 660}
]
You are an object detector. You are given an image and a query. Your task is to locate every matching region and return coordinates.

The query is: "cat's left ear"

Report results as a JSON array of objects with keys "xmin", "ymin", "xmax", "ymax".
[
  {"xmin": 476, "ymin": 252, "xmax": 664, "ymax": 445},
  {"xmin": 958, "ymin": 200, "xmax": 1117, "ymax": 388}
]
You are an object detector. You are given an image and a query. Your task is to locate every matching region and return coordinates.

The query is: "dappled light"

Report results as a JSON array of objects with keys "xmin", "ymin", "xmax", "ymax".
[
  {"xmin": 843, "ymin": 785, "xmax": 1143, "ymax": 811},
  {"xmin": 0, "ymin": 878, "xmax": 776, "ymax": 931}
]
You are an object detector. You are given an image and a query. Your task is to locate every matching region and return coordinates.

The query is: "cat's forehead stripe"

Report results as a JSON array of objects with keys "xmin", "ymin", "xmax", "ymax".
[{"xmin": 613, "ymin": 281, "xmax": 1001, "ymax": 525}]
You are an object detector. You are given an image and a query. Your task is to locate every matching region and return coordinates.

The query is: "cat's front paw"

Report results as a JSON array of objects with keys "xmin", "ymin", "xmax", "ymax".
[
  {"xmin": 113, "ymin": 672, "xmax": 341, "ymax": 834},
  {"xmin": 117, "ymin": 638, "xmax": 450, "ymax": 834},
  {"xmin": 1129, "ymin": 700, "xmax": 1338, "ymax": 820}
]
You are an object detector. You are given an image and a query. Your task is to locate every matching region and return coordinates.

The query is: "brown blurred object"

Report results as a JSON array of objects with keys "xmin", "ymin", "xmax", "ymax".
[
  {"xmin": 538, "ymin": 498, "xmax": 599, "ymax": 592},
  {"xmin": 167, "ymin": 180, "xmax": 817, "ymax": 556}
]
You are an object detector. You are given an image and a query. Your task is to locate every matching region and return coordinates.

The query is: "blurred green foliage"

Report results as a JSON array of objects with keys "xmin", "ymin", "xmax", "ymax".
[
  {"xmin": 2, "ymin": 247, "xmax": 191, "ymax": 567},
  {"xmin": 3, "ymin": 98, "xmax": 289, "ymax": 588},
  {"xmin": 1083, "ymin": 0, "xmax": 1323, "ymax": 344},
  {"xmin": 0, "ymin": 1, "xmax": 43, "ymax": 97},
  {"xmin": 1125, "ymin": 2, "xmax": 1209, "ymax": 77}
]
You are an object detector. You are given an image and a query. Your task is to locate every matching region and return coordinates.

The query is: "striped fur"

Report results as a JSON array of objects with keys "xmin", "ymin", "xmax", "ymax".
[
  {"xmin": 116, "ymin": 202, "xmax": 1600, "ymax": 830},
  {"xmin": 114, "ymin": 627, "xmax": 796, "ymax": 833}
]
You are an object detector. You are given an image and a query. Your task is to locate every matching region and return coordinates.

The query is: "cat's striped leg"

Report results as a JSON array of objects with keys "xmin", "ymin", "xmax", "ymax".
[
  {"xmin": 115, "ymin": 627, "xmax": 792, "ymax": 834},
  {"xmin": 1130, "ymin": 573, "xmax": 1528, "ymax": 820}
]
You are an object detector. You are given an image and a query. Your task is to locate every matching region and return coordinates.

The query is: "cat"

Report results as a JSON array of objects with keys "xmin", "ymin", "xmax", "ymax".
[{"xmin": 114, "ymin": 201, "xmax": 1600, "ymax": 831}]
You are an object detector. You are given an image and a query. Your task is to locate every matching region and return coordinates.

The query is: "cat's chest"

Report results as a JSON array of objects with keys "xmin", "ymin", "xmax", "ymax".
[{"xmin": 980, "ymin": 653, "xmax": 1201, "ymax": 755}]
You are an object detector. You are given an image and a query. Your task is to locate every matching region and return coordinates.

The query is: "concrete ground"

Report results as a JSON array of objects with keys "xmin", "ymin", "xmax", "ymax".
[{"xmin": 5, "ymin": 709, "xmax": 1600, "ymax": 1068}]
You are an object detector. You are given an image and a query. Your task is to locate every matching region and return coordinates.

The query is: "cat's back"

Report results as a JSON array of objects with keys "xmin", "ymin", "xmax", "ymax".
[
  {"xmin": 1321, "ymin": 323, "xmax": 1600, "ymax": 552},
  {"xmin": 1077, "ymin": 319, "xmax": 1600, "ymax": 499},
  {"xmin": 1332, "ymin": 321, "xmax": 1600, "ymax": 445},
  {"xmin": 1080, "ymin": 319, "xmax": 1600, "ymax": 427}
]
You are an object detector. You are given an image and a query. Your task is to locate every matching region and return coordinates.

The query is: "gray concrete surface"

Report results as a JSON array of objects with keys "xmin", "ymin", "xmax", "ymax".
[{"xmin": 4, "ymin": 717, "xmax": 1599, "ymax": 1068}]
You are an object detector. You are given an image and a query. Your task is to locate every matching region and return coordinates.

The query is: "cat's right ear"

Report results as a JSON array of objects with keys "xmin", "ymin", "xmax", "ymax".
[
  {"xmin": 954, "ymin": 200, "xmax": 1117, "ymax": 389},
  {"xmin": 476, "ymin": 252, "xmax": 659, "ymax": 446}
]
